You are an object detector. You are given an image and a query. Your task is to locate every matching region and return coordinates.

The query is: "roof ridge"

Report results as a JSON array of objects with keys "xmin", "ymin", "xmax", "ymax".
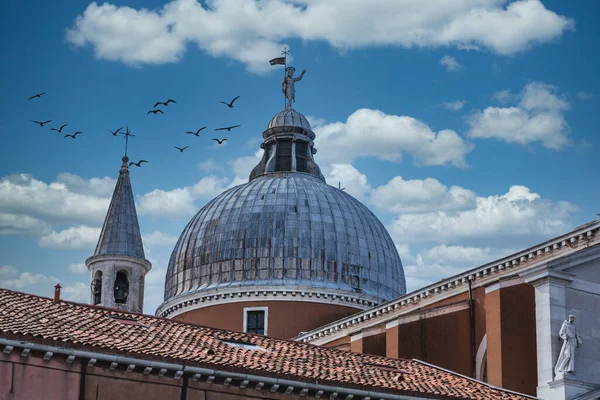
[
  {"xmin": 0, "ymin": 287, "xmax": 420, "ymax": 362},
  {"xmin": 413, "ymin": 360, "xmax": 539, "ymax": 399}
]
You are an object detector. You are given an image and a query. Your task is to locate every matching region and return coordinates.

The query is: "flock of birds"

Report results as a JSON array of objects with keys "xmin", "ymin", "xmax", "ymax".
[{"xmin": 28, "ymin": 92, "xmax": 244, "ymax": 168}]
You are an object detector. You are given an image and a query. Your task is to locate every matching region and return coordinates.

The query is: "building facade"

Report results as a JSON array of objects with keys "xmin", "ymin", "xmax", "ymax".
[
  {"xmin": 0, "ymin": 287, "xmax": 533, "ymax": 400},
  {"xmin": 295, "ymin": 220, "xmax": 600, "ymax": 400}
]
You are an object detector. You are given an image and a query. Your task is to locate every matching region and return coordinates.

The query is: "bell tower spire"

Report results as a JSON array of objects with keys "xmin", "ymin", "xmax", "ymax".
[{"xmin": 85, "ymin": 144, "xmax": 151, "ymax": 313}]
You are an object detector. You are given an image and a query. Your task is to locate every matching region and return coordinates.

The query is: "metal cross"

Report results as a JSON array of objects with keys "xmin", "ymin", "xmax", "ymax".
[{"xmin": 120, "ymin": 126, "xmax": 136, "ymax": 157}]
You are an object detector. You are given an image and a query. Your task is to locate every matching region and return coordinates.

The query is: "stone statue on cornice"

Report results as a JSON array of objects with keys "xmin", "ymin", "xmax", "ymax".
[{"xmin": 554, "ymin": 315, "xmax": 583, "ymax": 376}]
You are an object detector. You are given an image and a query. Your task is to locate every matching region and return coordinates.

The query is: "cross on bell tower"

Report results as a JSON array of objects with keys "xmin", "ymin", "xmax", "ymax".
[{"xmin": 86, "ymin": 126, "xmax": 151, "ymax": 313}]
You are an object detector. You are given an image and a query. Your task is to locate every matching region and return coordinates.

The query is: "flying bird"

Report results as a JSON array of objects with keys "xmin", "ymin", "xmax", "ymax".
[
  {"xmin": 31, "ymin": 119, "xmax": 52, "ymax": 127},
  {"xmin": 50, "ymin": 123, "xmax": 68, "ymax": 133},
  {"xmin": 215, "ymin": 125, "xmax": 240, "ymax": 132},
  {"xmin": 147, "ymin": 109, "xmax": 164, "ymax": 115},
  {"xmin": 64, "ymin": 132, "xmax": 83, "ymax": 139},
  {"xmin": 186, "ymin": 127, "xmax": 207, "ymax": 136},
  {"xmin": 153, "ymin": 99, "xmax": 177, "ymax": 107},
  {"xmin": 219, "ymin": 96, "xmax": 240, "ymax": 108},
  {"xmin": 173, "ymin": 146, "xmax": 189, "ymax": 153},
  {"xmin": 129, "ymin": 160, "xmax": 149, "ymax": 167},
  {"xmin": 108, "ymin": 126, "xmax": 124, "ymax": 136},
  {"xmin": 28, "ymin": 92, "xmax": 45, "ymax": 100},
  {"xmin": 212, "ymin": 138, "xmax": 228, "ymax": 144}
]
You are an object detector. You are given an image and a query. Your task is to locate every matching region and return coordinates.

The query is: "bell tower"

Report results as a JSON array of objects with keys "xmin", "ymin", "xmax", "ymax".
[{"xmin": 85, "ymin": 155, "xmax": 151, "ymax": 313}]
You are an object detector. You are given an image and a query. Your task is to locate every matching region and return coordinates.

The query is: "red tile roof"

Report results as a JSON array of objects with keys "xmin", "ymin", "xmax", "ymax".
[{"xmin": 0, "ymin": 288, "xmax": 531, "ymax": 400}]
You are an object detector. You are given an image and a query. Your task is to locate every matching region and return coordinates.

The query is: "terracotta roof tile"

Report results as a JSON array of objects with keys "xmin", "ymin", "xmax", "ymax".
[{"xmin": 0, "ymin": 288, "xmax": 531, "ymax": 400}]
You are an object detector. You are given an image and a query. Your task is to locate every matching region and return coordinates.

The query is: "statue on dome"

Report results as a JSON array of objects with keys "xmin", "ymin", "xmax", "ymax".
[
  {"xmin": 282, "ymin": 67, "xmax": 306, "ymax": 110},
  {"xmin": 554, "ymin": 315, "xmax": 583, "ymax": 376}
]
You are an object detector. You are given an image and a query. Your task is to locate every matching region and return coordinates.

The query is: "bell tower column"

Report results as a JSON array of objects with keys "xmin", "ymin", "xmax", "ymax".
[{"xmin": 86, "ymin": 156, "xmax": 151, "ymax": 313}]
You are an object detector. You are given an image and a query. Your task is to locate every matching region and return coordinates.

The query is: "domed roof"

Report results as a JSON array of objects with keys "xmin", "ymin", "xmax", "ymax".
[
  {"xmin": 267, "ymin": 109, "xmax": 312, "ymax": 131},
  {"xmin": 160, "ymin": 173, "xmax": 405, "ymax": 312}
]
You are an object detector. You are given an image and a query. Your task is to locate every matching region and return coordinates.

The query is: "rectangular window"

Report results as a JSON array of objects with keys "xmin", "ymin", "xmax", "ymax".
[
  {"xmin": 295, "ymin": 142, "xmax": 307, "ymax": 172},
  {"xmin": 275, "ymin": 140, "xmax": 292, "ymax": 171},
  {"xmin": 244, "ymin": 307, "xmax": 267, "ymax": 335}
]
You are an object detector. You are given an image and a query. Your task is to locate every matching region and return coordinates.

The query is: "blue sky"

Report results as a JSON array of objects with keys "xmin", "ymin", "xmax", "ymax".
[{"xmin": 1, "ymin": 0, "xmax": 598, "ymax": 313}]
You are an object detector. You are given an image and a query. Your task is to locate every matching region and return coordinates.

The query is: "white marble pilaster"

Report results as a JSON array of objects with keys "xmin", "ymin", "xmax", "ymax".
[{"xmin": 522, "ymin": 268, "xmax": 573, "ymax": 400}]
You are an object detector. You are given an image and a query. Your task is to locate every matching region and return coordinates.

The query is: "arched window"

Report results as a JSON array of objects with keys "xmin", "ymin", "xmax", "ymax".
[
  {"xmin": 91, "ymin": 271, "xmax": 103, "ymax": 305},
  {"xmin": 114, "ymin": 270, "xmax": 129, "ymax": 304}
]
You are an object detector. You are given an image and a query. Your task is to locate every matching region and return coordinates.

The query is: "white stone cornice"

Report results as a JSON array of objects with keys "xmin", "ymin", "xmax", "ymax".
[
  {"xmin": 520, "ymin": 267, "xmax": 575, "ymax": 287},
  {"xmin": 485, "ymin": 277, "xmax": 525, "ymax": 293},
  {"xmin": 156, "ymin": 286, "xmax": 377, "ymax": 318},
  {"xmin": 296, "ymin": 221, "xmax": 600, "ymax": 344}
]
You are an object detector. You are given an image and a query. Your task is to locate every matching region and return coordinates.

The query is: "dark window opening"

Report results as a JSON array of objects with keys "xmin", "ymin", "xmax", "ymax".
[
  {"xmin": 275, "ymin": 140, "xmax": 292, "ymax": 171},
  {"xmin": 295, "ymin": 142, "xmax": 307, "ymax": 172},
  {"xmin": 91, "ymin": 271, "xmax": 102, "ymax": 305},
  {"xmin": 246, "ymin": 310, "xmax": 265, "ymax": 334},
  {"xmin": 114, "ymin": 271, "xmax": 129, "ymax": 304}
]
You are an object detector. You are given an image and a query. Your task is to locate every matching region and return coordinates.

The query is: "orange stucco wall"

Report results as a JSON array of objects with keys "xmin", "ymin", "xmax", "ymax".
[
  {"xmin": 485, "ymin": 283, "xmax": 537, "ymax": 395},
  {"xmin": 173, "ymin": 300, "xmax": 361, "ymax": 339}
]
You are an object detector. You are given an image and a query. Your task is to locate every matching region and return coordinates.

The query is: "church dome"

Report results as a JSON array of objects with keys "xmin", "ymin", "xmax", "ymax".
[
  {"xmin": 161, "ymin": 173, "xmax": 405, "ymax": 308},
  {"xmin": 267, "ymin": 109, "xmax": 312, "ymax": 131},
  {"xmin": 157, "ymin": 72, "xmax": 405, "ymax": 322}
]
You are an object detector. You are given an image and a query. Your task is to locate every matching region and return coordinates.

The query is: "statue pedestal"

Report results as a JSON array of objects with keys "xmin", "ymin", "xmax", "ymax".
[{"xmin": 538, "ymin": 374, "xmax": 597, "ymax": 400}]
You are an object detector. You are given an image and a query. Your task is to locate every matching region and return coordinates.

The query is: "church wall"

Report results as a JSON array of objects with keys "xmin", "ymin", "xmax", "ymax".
[
  {"xmin": 173, "ymin": 300, "xmax": 361, "ymax": 339},
  {"xmin": 1, "ymin": 352, "xmax": 81, "ymax": 400},
  {"xmin": 392, "ymin": 308, "xmax": 472, "ymax": 375},
  {"xmin": 485, "ymin": 283, "xmax": 537, "ymax": 396},
  {"xmin": 322, "ymin": 336, "xmax": 351, "ymax": 350},
  {"xmin": 354, "ymin": 332, "xmax": 386, "ymax": 357},
  {"xmin": 564, "ymin": 285, "xmax": 600, "ymax": 385},
  {"xmin": 85, "ymin": 372, "xmax": 182, "ymax": 399},
  {"xmin": 1, "ymin": 348, "xmax": 352, "ymax": 400}
]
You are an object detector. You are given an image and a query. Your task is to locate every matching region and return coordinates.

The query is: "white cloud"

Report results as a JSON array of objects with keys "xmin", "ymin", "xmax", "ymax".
[
  {"xmin": 468, "ymin": 82, "xmax": 571, "ymax": 149},
  {"xmin": 68, "ymin": 263, "xmax": 88, "ymax": 275},
  {"xmin": 418, "ymin": 244, "xmax": 516, "ymax": 267},
  {"xmin": 198, "ymin": 158, "xmax": 224, "ymax": 173},
  {"xmin": 493, "ymin": 89, "xmax": 514, "ymax": 103},
  {"xmin": 143, "ymin": 231, "xmax": 179, "ymax": 247},
  {"xmin": 0, "ymin": 213, "xmax": 51, "ymax": 236},
  {"xmin": 440, "ymin": 55, "xmax": 463, "ymax": 72},
  {"xmin": 39, "ymin": 225, "xmax": 101, "ymax": 250},
  {"xmin": 577, "ymin": 91, "xmax": 593, "ymax": 100},
  {"xmin": 61, "ymin": 282, "xmax": 89, "ymax": 303},
  {"xmin": 443, "ymin": 100, "xmax": 467, "ymax": 111},
  {"xmin": 390, "ymin": 185, "xmax": 577, "ymax": 248},
  {"xmin": 56, "ymin": 172, "xmax": 116, "ymax": 197},
  {"xmin": 371, "ymin": 176, "xmax": 476, "ymax": 214},
  {"xmin": 229, "ymin": 151, "xmax": 262, "ymax": 184},
  {"xmin": 137, "ymin": 175, "xmax": 229, "ymax": 219},
  {"xmin": 0, "ymin": 174, "xmax": 111, "ymax": 226},
  {"xmin": 322, "ymin": 164, "xmax": 371, "ymax": 201},
  {"xmin": 0, "ymin": 265, "xmax": 87, "ymax": 302},
  {"xmin": 399, "ymin": 244, "xmax": 518, "ymax": 291},
  {"xmin": 66, "ymin": 0, "xmax": 573, "ymax": 72},
  {"xmin": 314, "ymin": 108, "xmax": 473, "ymax": 168}
]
